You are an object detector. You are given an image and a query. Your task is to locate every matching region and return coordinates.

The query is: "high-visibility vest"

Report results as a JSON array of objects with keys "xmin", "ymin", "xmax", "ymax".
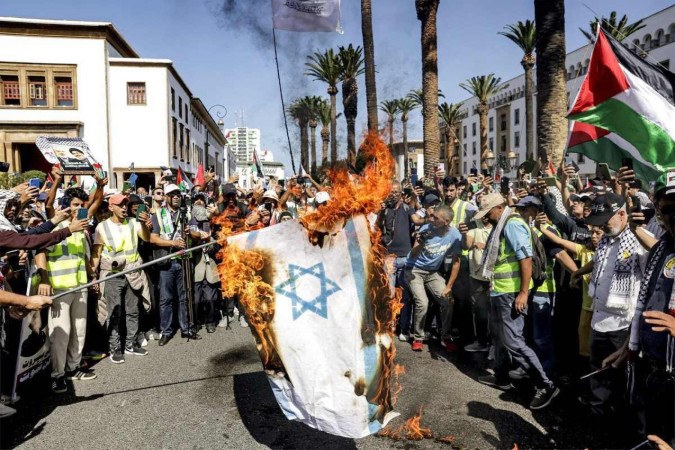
[
  {"xmin": 99, "ymin": 218, "xmax": 140, "ymax": 269},
  {"xmin": 451, "ymin": 199, "xmax": 471, "ymax": 258},
  {"xmin": 46, "ymin": 222, "xmax": 87, "ymax": 290},
  {"xmin": 492, "ymin": 214, "xmax": 534, "ymax": 295},
  {"xmin": 533, "ymin": 224, "xmax": 557, "ymax": 294}
]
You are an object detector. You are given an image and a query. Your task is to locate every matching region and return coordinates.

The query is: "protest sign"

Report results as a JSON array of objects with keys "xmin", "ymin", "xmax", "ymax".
[{"xmin": 35, "ymin": 136, "xmax": 103, "ymax": 176}]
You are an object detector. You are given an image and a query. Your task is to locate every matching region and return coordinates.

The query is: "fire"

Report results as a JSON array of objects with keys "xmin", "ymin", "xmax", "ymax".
[
  {"xmin": 377, "ymin": 407, "xmax": 434, "ymax": 441},
  {"xmin": 513, "ymin": 444, "xmax": 519, "ymax": 450}
]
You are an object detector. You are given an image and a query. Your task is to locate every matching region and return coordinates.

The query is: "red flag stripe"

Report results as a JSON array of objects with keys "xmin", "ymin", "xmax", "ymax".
[{"xmin": 568, "ymin": 121, "xmax": 611, "ymax": 147}]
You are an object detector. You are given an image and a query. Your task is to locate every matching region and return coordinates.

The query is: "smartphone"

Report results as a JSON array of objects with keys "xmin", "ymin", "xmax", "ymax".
[
  {"xmin": 544, "ymin": 176, "xmax": 558, "ymax": 187},
  {"xmin": 467, "ymin": 221, "xmax": 478, "ymax": 231},
  {"xmin": 136, "ymin": 204, "xmax": 147, "ymax": 219},
  {"xmin": 564, "ymin": 156, "xmax": 575, "ymax": 167},
  {"xmin": 482, "ymin": 169, "xmax": 491, "ymax": 177},
  {"xmin": 630, "ymin": 195, "xmax": 642, "ymax": 212},
  {"xmin": 501, "ymin": 177, "xmax": 510, "ymax": 194},
  {"xmin": 122, "ymin": 181, "xmax": 132, "ymax": 192},
  {"xmin": 621, "ymin": 157, "xmax": 633, "ymax": 170},
  {"xmin": 470, "ymin": 168, "xmax": 478, "ymax": 176},
  {"xmin": 29, "ymin": 178, "xmax": 41, "ymax": 189},
  {"xmin": 102, "ymin": 170, "xmax": 108, "ymax": 179},
  {"xmin": 76, "ymin": 208, "xmax": 88, "ymax": 220},
  {"xmin": 598, "ymin": 163, "xmax": 612, "ymax": 181},
  {"xmin": 403, "ymin": 187, "xmax": 413, "ymax": 197},
  {"xmin": 60, "ymin": 196, "xmax": 72, "ymax": 208},
  {"xmin": 5, "ymin": 250, "xmax": 21, "ymax": 271}
]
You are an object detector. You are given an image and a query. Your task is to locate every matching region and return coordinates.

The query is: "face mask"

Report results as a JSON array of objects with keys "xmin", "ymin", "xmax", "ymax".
[{"xmin": 192, "ymin": 205, "xmax": 208, "ymax": 222}]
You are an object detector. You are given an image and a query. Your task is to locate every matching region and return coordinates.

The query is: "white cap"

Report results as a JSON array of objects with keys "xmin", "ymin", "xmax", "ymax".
[
  {"xmin": 262, "ymin": 190, "xmax": 279, "ymax": 201},
  {"xmin": 164, "ymin": 184, "xmax": 181, "ymax": 195},
  {"xmin": 315, "ymin": 191, "xmax": 331, "ymax": 204}
]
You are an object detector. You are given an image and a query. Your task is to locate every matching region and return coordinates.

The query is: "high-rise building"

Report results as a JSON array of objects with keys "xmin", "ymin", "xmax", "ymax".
[{"xmin": 224, "ymin": 126, "xmax": 260, "ymax": 162}]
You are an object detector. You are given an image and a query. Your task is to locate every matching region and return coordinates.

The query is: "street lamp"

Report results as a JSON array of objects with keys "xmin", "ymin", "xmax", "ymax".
[
  {"xmin": 506, "ymin": 150, "xmax": 518, "ymax": 171},
  {"xmin": 208, "ymin": 104, "xmax": 228, "ymax": 120},
  {"xmin": 485, "ymin": 150, "xmax": 496, "ymax": 169}
]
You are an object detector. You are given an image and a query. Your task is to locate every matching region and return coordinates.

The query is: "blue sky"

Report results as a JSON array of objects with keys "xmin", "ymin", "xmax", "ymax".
[{"xmin": 2, "ymin": 0, "xmax": 672, "ymax": 171}]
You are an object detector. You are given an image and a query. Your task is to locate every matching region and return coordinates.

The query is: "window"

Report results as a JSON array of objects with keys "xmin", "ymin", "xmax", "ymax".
[
  {"xmin": 179, "ymin": 123, "xmax": 184, "ymax": 160},
  {"xmin": 28, "ymin": 74, "xmax": 47, "ymax": 106},
  {"xmin": 472, "ymin": 122, "xmax": 476, "ymax": 136},
  {"xmin": 472, "ymin": 141, "xmax": 477, "ymax": 155},
  {"xmin": 489, "ymin": 137, "xmax": 494, "ymax": 151},
  {"xmin": 179, "ymin": 97, "xmax": 183, "ymax": 118},
  {"xmin": 463, "ymin": 125, "xmax": 467, "ymax": 139},
  {"xmin": 489, "ymin": 117, "xmax": 494, "ymax": 132},
  {"xmin": 463, "ymin": 162, "xmax": 467, "ymax": 174},
  {"xmin": 0, "ymin": 73, "xmax": 20, "ymax": 106},
  {"xmin": 184, "ymin": 104, "xmax": 188, "ymax": 123},
  {"xmin": 500, "ymin": 114, "xmax": 507, "ymax": 131},
  {"xmin": 54, "ymin": 75, "xmax": 73, "ymax": 107},
  {"xmin": 185, "ymin": 129, "xmax": 190, "ymax": 163},
  {"xmin": 514, "ymin": 108, "xmax": 520, "ymax": 125},
  {"xmin": 514, "ymin": 131, "xmax": 520, "ymax": 148},
  {"xmin": 463, "ymin": 143, "xmax": 467, "ymax": 156},
  {"xmin": 577, "ymin": 153, "xmax": 585, "ymax": 163},
  {"xmin": 127, "ymin": 82, "xmax": 146, "ymax": 105},
  {"xmin": 172, "ymin": 118, "xmax": 177, "ymax": 158},
  {"xmin": 171, "ymin": 88, "xmax": 175, "ymax": 111}
]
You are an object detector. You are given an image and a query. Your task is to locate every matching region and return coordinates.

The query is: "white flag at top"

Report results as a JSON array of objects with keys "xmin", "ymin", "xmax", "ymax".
[{"xmin": 272, "ymin": 0, "xmax": 342, "ymax": 33}]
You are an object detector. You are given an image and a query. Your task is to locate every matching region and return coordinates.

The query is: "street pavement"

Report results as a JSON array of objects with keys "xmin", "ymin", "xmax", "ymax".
[{"xmin": 3, "ymin": 323, "xmax": 624, "ymax": 449}]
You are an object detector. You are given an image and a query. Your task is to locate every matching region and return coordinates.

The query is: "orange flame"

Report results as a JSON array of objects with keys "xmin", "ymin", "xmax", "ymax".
[
  {"xmin": 377, "ymin": 407, "xmax": 434, "ymax": 441},
  {"xmin": 513, "ymin": 444, "xmax": 519, "ymax": 450}
]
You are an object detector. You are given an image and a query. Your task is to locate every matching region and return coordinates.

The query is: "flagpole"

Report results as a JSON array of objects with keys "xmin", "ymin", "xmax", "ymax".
[{"xmin": 272, "ymin": 26, "xmax": 297, "ymax": 176}]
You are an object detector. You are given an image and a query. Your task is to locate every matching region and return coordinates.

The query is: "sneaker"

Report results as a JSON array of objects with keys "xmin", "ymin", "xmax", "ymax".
[
  {"xmin": 66, "ymin": 368, "xmax": 97, "ymax": 380},
  {"xmin": 478, "ymin": 375, "xmax": 513, "ymax": 391},
  {"xmin": 158, "ymin": 336, "xmax": 171, "ymax": 346},
  {"xmin": 109, "ymin": 350, "xmax": 125, "ymax": 364},
  {"xmin": 509, "ymin": 367, "xmax": 529, "ymax": 380},
  {"xmin": 0, "ymin": 403, "xmax": 16, "ymax": 419},
  {"xmin": 145, "ymin": 330, "xmax": 161, "ymax": 341},
  {"xmin": 239, "ymin": 317, "xmax": 249, "ymax": 328},
  {"xmin": 443, "ymin": 339, "xmax": 458, "ymax": 353},
  {"xmin": 411, "ymin": 340, "xmax": 424, "ymax": 352},
  {"xmin": 464, "ymin": 341, "xmax": 490, "ymax": 352},
  {"xmin": 487, "ymin": 345, "xmax": 495, "ymax": 361},
  {"xmin": 530, "ymin": 384, "xmax": 560, "ymax": 410},
  {"xmin": 217, "ymin": 316, "xmax": 229, "ymax": 328},
  {"xmin": 206, "ymin": 324, "xmax": 216, "ymax": 333},
  {"xmin": 398, "ymin": 333, "xmax": 408, "ymax": 342},
  {"xmin": 137, "ymin": 336, "xmax": 148, "ymax": 348},
  {"xmin": 125, "ymin": 345, "xmax": 148, "ymax": 356},
  {"xmin": 181, "ymin": 331, "xmax": 202, "ymax": 340},
  {"xmin": 51, "ymin": 376, "xmax": 67, "ymax": 394}
]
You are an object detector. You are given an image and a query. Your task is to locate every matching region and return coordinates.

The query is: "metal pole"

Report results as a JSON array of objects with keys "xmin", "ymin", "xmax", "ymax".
[
  {"xmin": 50, "ymin": 240, "xmax": 220, "ymax": 301},
  {"xmin": 578, "ymin": 365, "xmax": 612, "ymax": 381}
]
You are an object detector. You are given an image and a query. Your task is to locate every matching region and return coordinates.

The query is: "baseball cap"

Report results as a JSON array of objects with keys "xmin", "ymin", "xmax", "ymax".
[
  {"xmin": 474, "ymin": 193, "xmax": 506, "ymax": 220},
  {"xmin": 423, "ymin": 193, "xmax": 440, "ymax": 207},
  {"xmin": 222, "ymin": 183, "xmax": 237, "ymax": 196},
  {"xmin": 515, "ymin": 195, "xmax": 542, "ymax": 209},
  {"xmin": 585, "ymin": 192, "xmax": 626, "ymax": 226},
  {"xmin": 109, "ymin": 193, "xmax": 128, "ymax": 206},
  {"xmin": 262, "ymin": 190, "xmax": 279, "ymax": 202},
  {"xmin": 654, "ymin": 169, "xmax": 675, "ymax": 199},
  {"xmin": 164, "ymin": 184, "xmax": 180, "ymax": 195},
  {"xmin": 315, "ymin": 191, "xmax": 331, "ymax": 205},
  {"xmin": 36, "ymin": 192, "xmax": 47, "ymax": 202},
  {"xmin": 127, "ymin": 194, "xmax": 143, "ymax": 205}
]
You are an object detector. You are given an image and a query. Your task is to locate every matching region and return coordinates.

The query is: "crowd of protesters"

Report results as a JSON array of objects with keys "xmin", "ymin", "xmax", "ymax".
[{"xmin": 0, "ymin": 159, "xmax": 674, "ymax": 448}]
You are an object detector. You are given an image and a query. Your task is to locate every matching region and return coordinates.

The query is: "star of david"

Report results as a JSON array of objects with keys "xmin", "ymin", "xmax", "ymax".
[{"xmin": 275, "ymin": 262, "xmax": 341, "ymax": 320}]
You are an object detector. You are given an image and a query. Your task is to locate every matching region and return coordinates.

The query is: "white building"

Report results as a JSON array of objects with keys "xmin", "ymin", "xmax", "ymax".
[
  {"xmin": 0, "ymin": 17, "xmax": 226, "ymax": 189},
  {"xmin": 455, "ymin": 5, "xmax": 675, "ymax": 178},
  {"xmin": 225, "ymin": 126, "xmax": 261, "ymax": 163}
]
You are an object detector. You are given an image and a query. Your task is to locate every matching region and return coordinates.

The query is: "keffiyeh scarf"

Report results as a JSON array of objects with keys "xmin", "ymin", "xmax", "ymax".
[
  {"xmin": 588, "ymin": 226, "xmax": 642, "ymax": 311},
  {"xmin": 480, "ymin": 206, "xmax": 513, "ymax": 280},
  {"xmin": 0, "ymin": 189, "xmax": 19, "ymax": 231}
]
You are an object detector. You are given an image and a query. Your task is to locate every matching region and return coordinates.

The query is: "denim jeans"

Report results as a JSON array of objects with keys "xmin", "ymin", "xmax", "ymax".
[
  {"xmin": 490, "ymin": 293, "xmax": 551, "ymax": 385},
  {"xmin": 390, "ymin": 256, "xmax": 413, "ymax": 335},
  {"xmin": 159, "ymin": 260, "xmax": 188, "ymax": 336},
  {"xmin": 530, "ymin": 292, "xmax": 556, "ymax": 374},
  {"xmin": 404, "ymin": 267, "xmax": 453, "ymax": 341}
]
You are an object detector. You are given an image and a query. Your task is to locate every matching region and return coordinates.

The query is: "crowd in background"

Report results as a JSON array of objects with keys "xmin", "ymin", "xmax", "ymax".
[{"xmin": 0, "ymin": 160, "xmax": 674, "ymax": 448}]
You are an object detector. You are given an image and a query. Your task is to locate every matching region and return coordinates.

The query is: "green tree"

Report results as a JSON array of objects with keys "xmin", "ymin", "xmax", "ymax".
[
  {"xmin": 396, "ymin": 97, "xmax": 418, "ymax": 180},
  {"xmin": 499, "ymin": 20, "xmax": 536, "ymax": 161},
  {"xmin": 337, "ymin": 44, "xmax": 366, "ymax": 164},
  {"xmin": 304, "ymin": 96, "xmax": 324, "ymax": 174},
  {"xmin": 287, "ymin": 98, "xmax": 311, "ymax": 171},
  {"xmin": 406, "ymin": 87, "xmax": 444, "ymax": 111},
  {"xmin": 306, "ymin": 49, "xmax": 341, "ymax": 162},
  {"xmin": 459, "ymin": 74, "xmax": 507, "ymax": 169},
  {"xmin": 379, "ymin": 99, "xmax": 400, "ymax": 150},
  {"xmin": 581, "ymin": 11, "xmax": 646, "ymax": 42},
  {"xmin": 438, "ymin": 102, "xmax": 464, "ymax": 176}
]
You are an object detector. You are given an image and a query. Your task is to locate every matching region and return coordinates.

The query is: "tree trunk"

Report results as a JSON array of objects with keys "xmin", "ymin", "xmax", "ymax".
[
  {"xmin": 534, "ymin": 0, "xmax": 567, "ymax": 168},
  {"xmin": 388, "ymin": 118, "xmax": 394, "ymax": 149},
  {"xmin": 300, "ymin": 121, "xmax": 309, "ymax": 171},
  {"xmin": 522, "ymin": 55, "xmax": 535, "ymax": 161},
  {"xmin": 328, "ymin": 86, "xmax": 338, "ymax": 162},
  {"xmin": 361, "ymin": 0, "xmax": 378, "ymax": 131},
  {"xmin": 342, "ymin": 77, "xmax": 358, "ymax": 164},
  {"xmin": 417, "ymin": 0, "xmax": 441, "ymax": 177},
  {"xmin": 445, "ymin": 128, "xmax": 452, "ymax": 175},
  {"xmin": 309, "ymin": 121, "xmax": 318, "ymax": 175},
  {"xmin": 321, "ymin": 127, "xmax": 329, "ymax": 166},
  {"xmin": 478, "ymin": 103, "xmax": 489, "ymax": 169},
  {"xmin": 402, "ymin": 117, "xmax": 409, "ymax": 180}
]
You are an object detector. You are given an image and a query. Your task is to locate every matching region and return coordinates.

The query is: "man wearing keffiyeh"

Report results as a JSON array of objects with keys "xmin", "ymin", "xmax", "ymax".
[{"xmin": 572, "ymin": 192, "xmax": 649, "ymax": 416}]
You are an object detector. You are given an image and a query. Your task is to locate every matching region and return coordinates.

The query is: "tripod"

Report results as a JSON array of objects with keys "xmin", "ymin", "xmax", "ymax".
[{"xmin": 177, "ymin": 197, "xmax": 197, "ymax": 339}]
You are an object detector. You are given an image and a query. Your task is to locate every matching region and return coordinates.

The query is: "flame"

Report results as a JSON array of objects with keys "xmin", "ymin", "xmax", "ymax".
[
  {"xmin": 377, "ymin": 407, "xmax": 433, "ymax": 441},
  {"xmin": 513, "ymin": 444, "xmax": 519, "ymax": 450}
]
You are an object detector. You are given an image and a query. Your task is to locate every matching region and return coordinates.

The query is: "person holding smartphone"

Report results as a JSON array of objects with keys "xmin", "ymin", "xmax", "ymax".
[{"xmin": 34, "ymin": 187, "xmax": 97, "ymax": 393}]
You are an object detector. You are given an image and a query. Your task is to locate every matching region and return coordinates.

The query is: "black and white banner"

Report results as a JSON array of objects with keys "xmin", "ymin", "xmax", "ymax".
[{"xmin": 272, "ymin": 0, "xmax": 342, "ymax": 33}]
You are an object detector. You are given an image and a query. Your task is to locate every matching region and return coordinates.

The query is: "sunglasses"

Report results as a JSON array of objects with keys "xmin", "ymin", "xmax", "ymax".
[
  {"xmin": 154, "ymin": 191, "xmax": 163, "ymax": 195},
  {"xmin": 167, "ymin": 192, "xmax": 180, "ymax": 198}
]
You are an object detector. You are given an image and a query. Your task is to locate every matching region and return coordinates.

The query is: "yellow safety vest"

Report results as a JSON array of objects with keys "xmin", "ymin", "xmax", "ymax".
[
  {"xmin": 533, "ymin": 225, "xmax": 557, "ymax": 294},
  {"xmin": 451, "ymin": 199, "xmax": 471, "ymax": 258},
  {"xmin": 46, "ymin": 222, "xmax": 88, "ymax": 290},
  {"xmin": 492, "ymin": 215, "xmax": 534, "ymax": 295},
  {"xmin": 99, "ymin": 218, "xmax": 140, "ymax": 270}
]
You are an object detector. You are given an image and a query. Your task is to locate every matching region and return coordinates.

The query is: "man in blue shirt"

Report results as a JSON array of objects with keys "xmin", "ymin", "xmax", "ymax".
[{"xmin": 404, "ymin": 204, "xmax": 462, "ymax": 353}]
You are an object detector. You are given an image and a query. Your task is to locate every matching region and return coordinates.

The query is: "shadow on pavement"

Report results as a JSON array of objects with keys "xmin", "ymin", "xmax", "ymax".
[{"xmin": 233, "ymin": 371, "xmax": 357, "ymax": 450}]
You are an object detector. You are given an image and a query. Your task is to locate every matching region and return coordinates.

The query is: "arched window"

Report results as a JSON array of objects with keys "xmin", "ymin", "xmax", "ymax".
[
  {"xmin": 668, "ymin": 24, "xmax": 675, "ymax": 44},
  {"xmin": 568, "ymin": 65, "xmax": 576, "ymax": 79},
  {"xmin": 632, "ymin": 38, "xmax": 640, "ymax": 50},
  {"xmin": 643, "ymin": 34, "xmax": 652, "ymax": 51},
  {"xmin": 582, "ymin": 58, "xmax": 590, "ymax": 75},
  {"xmin": 655, "ymin": 29, "xmax": 665, "ymax": 47}
]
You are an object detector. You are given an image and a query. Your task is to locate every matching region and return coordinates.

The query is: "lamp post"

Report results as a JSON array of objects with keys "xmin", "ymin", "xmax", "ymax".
[
  {"xmin": 485, "ymin": 149, "xmax": 496, "ymax": 173},
  {"xmin": 206, "ymin": 105, "xmax": 228, "ymax": 176}
]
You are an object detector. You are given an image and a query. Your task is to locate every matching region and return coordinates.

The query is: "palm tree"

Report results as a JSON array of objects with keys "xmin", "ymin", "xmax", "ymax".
[
  {"xmin": 318, "ymin": 100, "xmax": 332, "ymax": 166},
  {"xmin": 306, "ymin": 49, "xmax": 341, "ymax": 162},
  {"xmin": 534, "ymin": 0, "xmax": 567, "ymax": 167},
  {"xmin": 379, "ymin": 99, "xmax": 400, "ymax": 150},
  {"xmin": 305, "ymin": 96, "xmax": 324, "ymax": 175},
  {"xmin": 361, "ymin": 0, "xmax": 378, "ymax": 131},
  {"xmin": 287, "ymin": 98, "xmax": 311, "ymax": 171},
  {"xmin": 406, "ymin": 87, "xmax": 444, "ymax": 111},
  {"xmin": 415, "ymin": 0, "xmax": 442, "ymax": 177},
  {"xmin": 438, "ymin": 102, "xmax": 464, "ymax": 176},
  {"xmin": 499, "ymin": 20, "xmax": 536, "ymax": 161},
  {"xmin": 459, "ymin": 74, "xmax": 507, "ymax": 169},
  {"xmin": 396, "ymin": 97, "xmax": 418, "ymax": 180},
  {"xmin": 337, "ymin": 44, "xmax": 366, "ymax": 164},
  {"xmin": 580, "ymin": 11, "xmax": 646, "ymax": 42}
]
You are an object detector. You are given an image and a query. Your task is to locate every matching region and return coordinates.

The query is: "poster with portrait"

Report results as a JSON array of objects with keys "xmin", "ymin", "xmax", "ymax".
[{"xmin": 35, "ymin": 136, "xmax": 103, "ymax": 176}]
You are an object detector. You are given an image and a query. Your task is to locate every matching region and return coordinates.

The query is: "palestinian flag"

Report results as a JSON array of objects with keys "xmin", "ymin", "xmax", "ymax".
[
  {"xmin": 252, "ymin": 148, "xmax": 264, "ymax": 178},
  {"xmin": 176, "ymin": 166, "xmax": 193, "ymax": 192},
  {"xmin": 567, "ymin": 28, "xmax": 675, "ymax": 180}
]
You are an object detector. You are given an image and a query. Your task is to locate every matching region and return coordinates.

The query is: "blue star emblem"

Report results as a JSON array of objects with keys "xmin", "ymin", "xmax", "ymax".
[{"xmin": 275, "ymin": 262, "xmax": 341, "ymax": 320}]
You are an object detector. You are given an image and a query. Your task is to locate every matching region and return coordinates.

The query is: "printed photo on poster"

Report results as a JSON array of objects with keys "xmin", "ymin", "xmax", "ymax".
[{"xmin": 35, "ymin": 136, "xmax": 103, "ymax": 176}]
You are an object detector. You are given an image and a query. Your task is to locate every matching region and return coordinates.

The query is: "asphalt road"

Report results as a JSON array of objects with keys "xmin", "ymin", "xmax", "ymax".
[{"xmin": 2, "ymin": 323, "xmax": 629, "ymax": 449}]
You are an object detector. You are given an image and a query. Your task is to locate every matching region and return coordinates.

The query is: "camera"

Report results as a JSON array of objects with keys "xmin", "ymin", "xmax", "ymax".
[{"xmin": 417, "ymin": 229, "xmax": 433, "ymax": 242}]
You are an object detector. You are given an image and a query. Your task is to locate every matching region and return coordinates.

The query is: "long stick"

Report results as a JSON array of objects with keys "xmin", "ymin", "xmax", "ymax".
[
  {"xmin": 628, "ymin": 439, "xmax": 650, "ymax": 450},
  {"xmin": 51, "ymin": 241, "xmax": 220, "ymax": 301},
  {"xmin": 579, "ymin": 365, "xmax": 612, "ymax": 381},
  {"xmin": 272, "ymin": 26, "xmax": 296, "ymax": 175}
]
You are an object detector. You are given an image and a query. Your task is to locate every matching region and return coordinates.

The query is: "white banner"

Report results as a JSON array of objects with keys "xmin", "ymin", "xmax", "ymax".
[
  {"xmin": 228, "ymin": 215, "xmax": 397, "ymax": 437},
  {"xmin": 272, "ymin": 0, "xmax": 342, "ymax": 33}
]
